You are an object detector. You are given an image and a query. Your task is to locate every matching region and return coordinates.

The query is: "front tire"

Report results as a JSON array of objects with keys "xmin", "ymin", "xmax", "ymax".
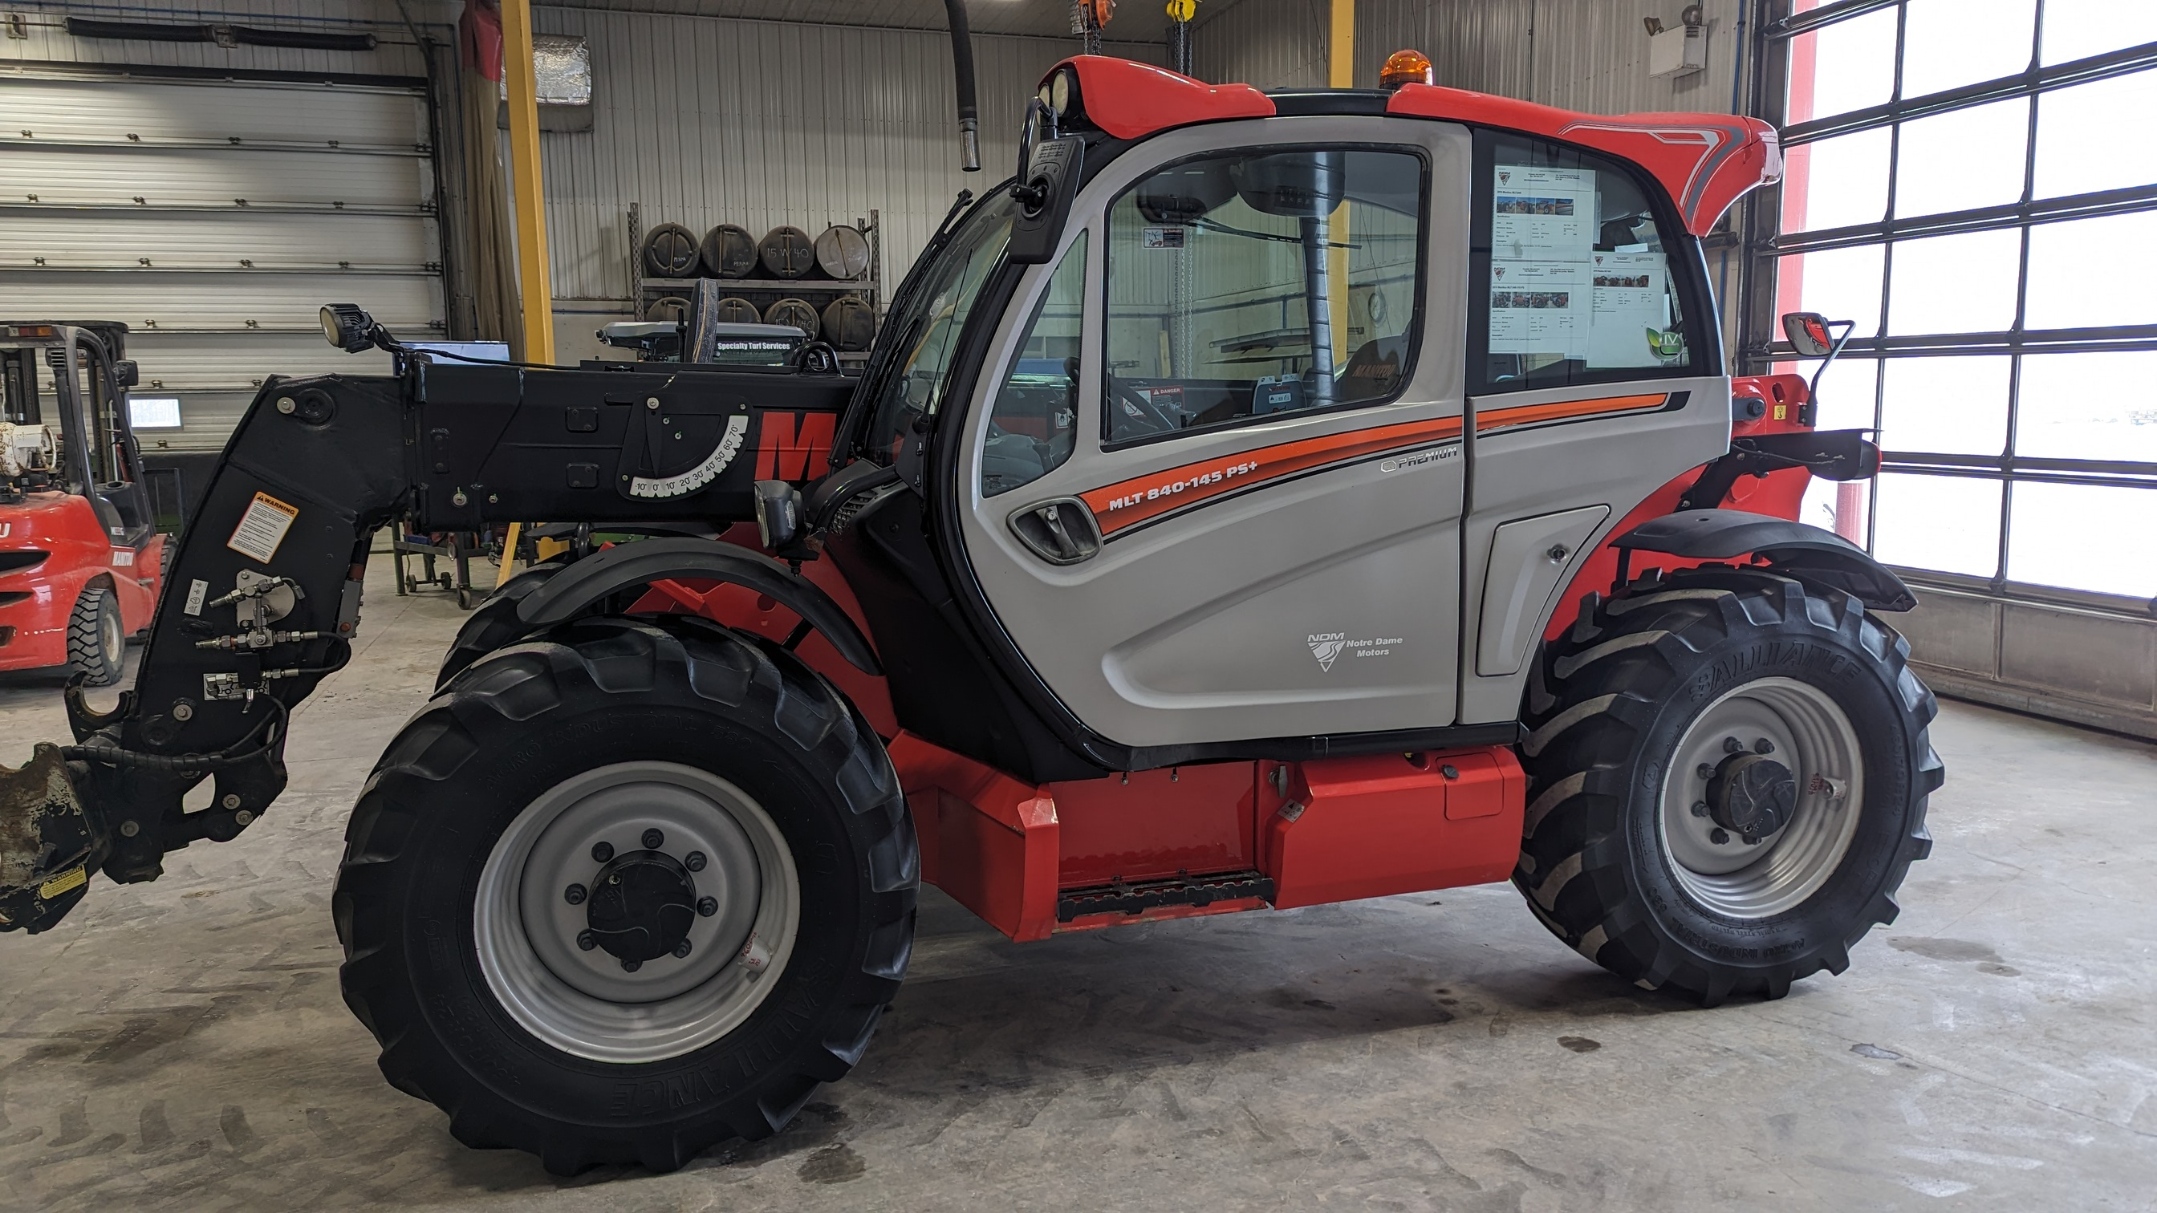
[
  {"xmin": 67, "ymin": 584, "xmax": 125, "ymax": 686},
  {"xmin": 1515, "ymin": 570, "xmax": 1942, "ymax": 1006},
  {"xmin": 334, "ymin": 615, "xmax": 916, "ymax": 1174}
]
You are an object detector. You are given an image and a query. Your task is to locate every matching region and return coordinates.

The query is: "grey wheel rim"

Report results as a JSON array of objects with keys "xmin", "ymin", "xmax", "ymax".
[
  {"xmin": 473, "ymin": 761, "xmax": 800, "ymax": 1063},
  {"xmin": 1657, "ymin": 676, "xmax": 1865, "ymax": 919},
  {"xmin": 99, "ymin": 599, "xmax": 123, "ymax": 668}
]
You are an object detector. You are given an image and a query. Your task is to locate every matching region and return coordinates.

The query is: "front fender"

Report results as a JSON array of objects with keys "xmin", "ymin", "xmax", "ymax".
[
  {"xmin": 436, "ymin": 538, "xmax": 881, "ymax": 688},
  {"xmin": 1612, "ymin": 509, "xmax": 1917, "ymax": 612}
]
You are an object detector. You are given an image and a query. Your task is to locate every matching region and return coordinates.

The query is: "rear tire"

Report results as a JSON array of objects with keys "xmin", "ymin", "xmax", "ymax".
[
  {"xmin": 67, "ymin": 584, "xmax": 124, "ymax": 686},
  {"xmin": 334, "ymin": 615, "xmax": 916, "ymax": 1174},
  {"xmin": 1515, "ymin": 570, "xmax": 1941, "ymax": 1006}
]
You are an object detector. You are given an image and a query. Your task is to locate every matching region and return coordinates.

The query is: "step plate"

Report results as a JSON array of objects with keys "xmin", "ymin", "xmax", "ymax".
[{"xmin": 1055, "ymin": 870, "xmax": 1276, "ymax": 922}]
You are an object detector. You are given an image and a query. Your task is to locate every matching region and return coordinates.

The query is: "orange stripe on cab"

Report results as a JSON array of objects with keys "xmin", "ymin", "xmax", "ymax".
[
  {"xmin": 1081, "ymin": 415, "xmax": 1465, "ymax": 535},
  {"xmin": 1473, "ymin": 392, "xmax": 1670, "ymax": 434}
]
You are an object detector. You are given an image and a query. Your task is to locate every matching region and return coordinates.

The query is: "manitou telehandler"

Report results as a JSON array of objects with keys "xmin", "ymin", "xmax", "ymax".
[{"xmin": 0, "ymin": 44, "xmax": 1937, "ymax": 1177}]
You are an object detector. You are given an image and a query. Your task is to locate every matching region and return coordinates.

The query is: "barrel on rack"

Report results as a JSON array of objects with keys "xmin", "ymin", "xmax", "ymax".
[
  {"xmin": 763, "ymin": 297, "xmax": 821, "ymax": 340},
  {"xmin": 814, "ymin": 224, "xmax": 871, "ymax": 280},
  {"xmin": 643, "ymin": 295, "xmax": 691, "ymax": 323},
  {"xmin": 710, "ymin": 296, "xmax": 762, "ymax": 324},
  {"xmin": 759, "ymin": 225, "xmax": 816, "ymax": 279},
  {"xmin": 819, "ymin": 296, "xmax": 877, "ymax": 351},
  {"xmin": 699, "ymin": 223, "xmax": 757, "ymax": 278},
  {"xmin": 641, "ymin": 222, "xmax": 701, "ymax": 278}
]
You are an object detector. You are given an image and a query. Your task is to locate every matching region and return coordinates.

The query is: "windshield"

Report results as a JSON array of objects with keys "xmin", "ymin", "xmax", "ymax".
[{"xmin": 862, "ymin": 191, "xmax": 1019, "ymax": 464}]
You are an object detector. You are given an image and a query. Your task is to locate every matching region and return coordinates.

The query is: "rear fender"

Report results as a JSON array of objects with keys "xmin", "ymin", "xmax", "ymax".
[{"xmin": 1611, "ymin": 509, "xmax": 1916, "ymax": 612}]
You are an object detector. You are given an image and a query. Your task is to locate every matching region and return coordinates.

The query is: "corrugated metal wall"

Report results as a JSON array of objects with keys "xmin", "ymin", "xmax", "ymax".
[
  {"xmin": 1191, "ymin": 0, "xmax": 1329, "ymax": 92},
  {"xmin": 1196, "ymin": 0, "xmax": 1745, "ymax": 115},
  {"xmin": 528, "ymin": 8, "xmax": 1153, "ymax": 305}
]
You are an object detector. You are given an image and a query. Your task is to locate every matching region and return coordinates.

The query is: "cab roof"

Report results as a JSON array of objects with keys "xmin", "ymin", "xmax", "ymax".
[{"xmin": 1049, "ymin": 55, "xmax": 1781, "ymax": 239}]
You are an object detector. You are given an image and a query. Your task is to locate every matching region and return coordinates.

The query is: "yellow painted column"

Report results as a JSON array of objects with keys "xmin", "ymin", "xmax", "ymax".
[
  {"xmin": 1328, "ymin": 0, "xmax": 1354, "ymax": 89},
  {"xmin": 498, "ymin": 0, "xmax": 551, "ymax": 590},
  {"xmin": 1327, "ymin": 0, "xmax": 1354, "ymax": 366},
  {"xmin": 500, "ymin": 0, "xmax": 553, "ymax": 365}
]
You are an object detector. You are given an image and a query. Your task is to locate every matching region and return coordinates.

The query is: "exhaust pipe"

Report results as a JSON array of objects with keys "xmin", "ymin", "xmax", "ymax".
[{"xmin": 944, "ymin": 0, "xmax": 981, "ymax": 171}]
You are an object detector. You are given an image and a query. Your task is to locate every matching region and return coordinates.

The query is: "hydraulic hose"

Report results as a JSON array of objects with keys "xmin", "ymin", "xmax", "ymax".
[
  {"xmin": 62, "ymin": 693, "xmax": 290, "ymax": 771},
  {"xmin": 944, "ymin": 0, "xmax": 981, "ymax": 171}
]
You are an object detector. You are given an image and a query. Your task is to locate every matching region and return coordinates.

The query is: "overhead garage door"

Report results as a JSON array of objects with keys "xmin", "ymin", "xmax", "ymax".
[{"xmin": 0, "ymin": 68, "xmax": 443, "ymax": 454}]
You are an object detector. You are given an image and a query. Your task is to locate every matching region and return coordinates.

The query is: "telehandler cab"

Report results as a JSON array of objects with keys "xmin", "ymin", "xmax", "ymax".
[{"xmin": 0, "ymin": 52, "xmax": 1938, "ymax": 1176}]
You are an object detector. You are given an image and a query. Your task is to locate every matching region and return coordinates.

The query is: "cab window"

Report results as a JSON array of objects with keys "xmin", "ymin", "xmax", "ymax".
[
  {"xmin": 861, "ymin": 191, "xmax": 1017, "ymax": 463},
  {"xmin": 1472, "ymin": 132, "xmax": 1707, "ymax": 392},
  {"xmin": 982, "ymin": 232, "xmax": 1087, "ymax": 497},
  {"xmin": 1102, "ymin": 147, "xmax": 1426, "ymax": 447}
]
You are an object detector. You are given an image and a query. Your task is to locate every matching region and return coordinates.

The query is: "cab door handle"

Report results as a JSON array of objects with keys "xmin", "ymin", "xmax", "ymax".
[{"xmin": 1007, "ymin": 497, "xmax": 1102, "ymax": 565}]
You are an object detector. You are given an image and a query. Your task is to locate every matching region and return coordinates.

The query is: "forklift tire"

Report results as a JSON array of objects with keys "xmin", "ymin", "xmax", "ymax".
[
  {"xmin": 1515, "ymin": 569, "xmax": 1941, "ymax": 1006},
  {"xmin": 67, "ymin": 584, "xmax": 125, "ymax": 687},
  {"xmin": 334, "ymin": 615, "xmax": 916, "ymax": 1175}
]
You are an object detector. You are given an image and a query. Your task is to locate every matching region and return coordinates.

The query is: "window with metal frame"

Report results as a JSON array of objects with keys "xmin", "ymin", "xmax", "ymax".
[
  {"xmin": 1100, "ymin": 147, "xmax": 1426, "ymax": 448},
  {"xmin": 1468, "ymin": 131, "xmax": 1713, "ymax": 394},
  {"xmin": 1747, "ymin": 0, "xmax": 2157, "ymax": 601}
]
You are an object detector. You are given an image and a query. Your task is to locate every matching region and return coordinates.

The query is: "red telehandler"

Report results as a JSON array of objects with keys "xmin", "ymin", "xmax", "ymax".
[{"xmin": 0, "ymin": 42, "xmax": 1933, "ymax": 1177}]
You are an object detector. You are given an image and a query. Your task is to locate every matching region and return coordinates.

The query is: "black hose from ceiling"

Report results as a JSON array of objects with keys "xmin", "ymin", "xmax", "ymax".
[{"xmin": 943, "ymin": 0, "xmax": 982, "ymax": 171}]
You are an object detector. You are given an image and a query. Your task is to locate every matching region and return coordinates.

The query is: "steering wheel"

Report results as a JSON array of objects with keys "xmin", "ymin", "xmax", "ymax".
[{"xmin": 1108, "ymin": 377, "xmax": 1180, "ymax": 441}]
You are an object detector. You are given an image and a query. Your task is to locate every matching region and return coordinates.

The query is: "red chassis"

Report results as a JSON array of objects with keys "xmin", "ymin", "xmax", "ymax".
[{"xmin": 627, "ymin": 375, "xmax": 1819, "ymax": 943}]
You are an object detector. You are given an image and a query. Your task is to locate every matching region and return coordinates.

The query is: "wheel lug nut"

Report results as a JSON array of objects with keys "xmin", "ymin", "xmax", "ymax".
[
  {"xmin": 564, "ymin": 883, "xmax": 587, "ymax": 905},
  {"xmin": 641, "ymin": 828, "xmax": 664, "ymax": 850},
  {"xmin": 672, "ymin": 939, "xmax": 693, "ymax": 959},
  {"xmin": 685, "ymin": 851, "xmax": 707, "ymax": 872},
  {"xmin": 621, "ymin": 958, "xmax": 641, "ymax": 973},
  {"xmin": 697, "ymin": 896, "xmax": 718, "ymax": 917},
  {"xmin": 1709, "ymin": 827, "xmax": 1729, "ymax": 845},
  {"xmin": 576, "ymin": 930, "xmax": 597, "ymax": 951},
  {"xmin": 591, "ymin": 841, "xmax": 614, "ymax": 863},
  {"xmin": 1754, "ymin": 738, "xmax": 1775, "ymax": 755},
  {"xmin": 1696, "ymin": 763, "xmax": 1717, "ymax": 780},
  {"xmin": 1691, "ymin": 801, "xmax": 1709, "ymax": 818},
  {"xmin": 1722, "ymin": 737, "xmax": 1743, "ymax": 754}
]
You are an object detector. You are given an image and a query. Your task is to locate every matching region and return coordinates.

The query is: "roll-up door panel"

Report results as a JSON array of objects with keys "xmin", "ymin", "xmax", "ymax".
[
  {"xmin": 0, "ymin": 270, "xmax": 437, "ymax": 332},
  {"xmin": 1, "ymin": 146, "xmax": 429, "ymax": 210},
  {"xmin": 1, "ymin": 212, "xmax": 436, "ymax": 271},
  {"xmin": 5, "ymin": 77, "xmax": 427, "ymax": 150},
  {"xmin": 117, "ymin": 334, "xmax": 390, "ymax": 391},
  {"xmin": 1, "ymin": 70, "xmax": 442, "ymax": 459}
]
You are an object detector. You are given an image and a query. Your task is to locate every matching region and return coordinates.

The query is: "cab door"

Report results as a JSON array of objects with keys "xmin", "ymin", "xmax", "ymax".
[{"xmin": 955, "ymin": 118, "xmax": 1473, "ymax": 751}]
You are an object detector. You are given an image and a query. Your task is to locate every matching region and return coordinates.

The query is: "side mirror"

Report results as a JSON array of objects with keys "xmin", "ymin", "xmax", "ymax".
[
  {"xmin": 1781, "ymin": 311, "xmax": 1846, "ymax": 359},
  {"xmin": 1781, "ymin": 312, "xmax": 1857, "ymax": 417},
  {"xmin": 1009, "ymin": 136, "xmax": 1084, "ymax": 265},
  {"xmin": 111, "ymin": 359, "xmax": 140, "ymax": 389}
]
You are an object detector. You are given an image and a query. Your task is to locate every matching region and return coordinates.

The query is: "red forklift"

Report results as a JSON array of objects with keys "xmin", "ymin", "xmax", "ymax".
[{"xmin": 0, "ymin": 322, "xmax": 168, "ymax": 685}]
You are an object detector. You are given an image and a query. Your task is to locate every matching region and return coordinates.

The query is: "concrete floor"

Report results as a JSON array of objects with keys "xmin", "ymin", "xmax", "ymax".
[{"xmin": 2, "ymin": 553, "xmax": 2153, "ymax": 1212}]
